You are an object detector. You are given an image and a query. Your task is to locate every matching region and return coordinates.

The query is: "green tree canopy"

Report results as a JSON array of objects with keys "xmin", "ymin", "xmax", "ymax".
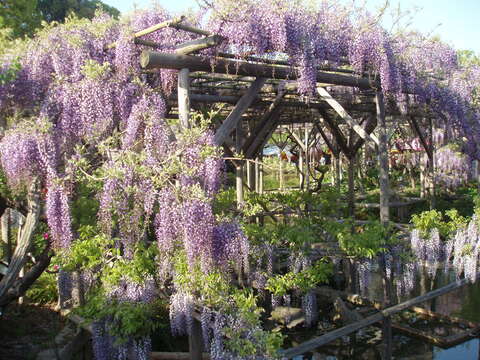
[{"xmin": 0, "ymin": 0, "xmax": 119, "ymax": 39}]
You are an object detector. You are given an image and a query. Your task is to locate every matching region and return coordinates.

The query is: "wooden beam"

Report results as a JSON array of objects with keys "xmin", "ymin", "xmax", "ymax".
[
  {"xmin": 245, "ymin": 108, "xmax": 283, "ymax": 159},
  {"xmin": 350, "ymin": 115, "xmax": 377, "ymax": 156},
  {"xmin": 214, "ymin": 77, "xmax": 267, "ymax": 146},
  {"xmin": 244, "ymin": 84, "xmax": 287, "ymax": 158},
  {"xmin": 187, "ymin": 94, "xmax": 374, "ymax": 114},
  {"xmin": 175, "ymin": 35, "xmax": 224, "ymax": 55},
  {"xmin": 140, "ymin": 52, "xmax": 375, "ymax": 89},
  {"xmin": 317, "ymin": 110, "xmax": 350, "ymax": 157},
  {"xmin": 317, "ymin": 87, "xmax": 379, "ymax": 148},
  {"xmin": 313, "ymin": 120, "xmax": 337, "ymax": 156},
  {"xmin": 134, "ymin": 38, "xmax": 162, "ymax": 48},
  {"xmin": 134, "ymin": 16, "xmax": 186, "ymax": 38},
  {"xmin": 170, "ymin": 23, "xmax": 211, "ymax": 36},
  {"xmin": 285, "ymin": 128, "xmax": 306, "ymax": 152},
  {"xmin": 151, "ymin": 353, "xmax": 210, "ymax": 360},
  {"xmin": 280, "ymin": 274, "xmax": 480, "ymax": 359}
]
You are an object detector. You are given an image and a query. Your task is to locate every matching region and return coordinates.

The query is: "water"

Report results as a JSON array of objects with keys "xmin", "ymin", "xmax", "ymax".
[{"xmin": 288, "ymin": 269, "xmax": 480, "ymax": 359}]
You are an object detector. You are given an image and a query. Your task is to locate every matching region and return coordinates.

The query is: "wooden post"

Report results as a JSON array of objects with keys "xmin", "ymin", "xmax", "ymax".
[
  {"xmin": 71, "ymin": 271, "xmax": 85, "ymax": 307},
  {"xmin": 304, "ymin": 125, "xmax": 310, "ymax": 190},
  {"xmin": 247, "ymin": 160, "xmax": 255, "ymax": 191},
  {"xmin": 16, "ymin": 211, "xmax": 25, "ymax": 305},
  {"xmin": 189, "ymin": 319, "xmax": 203, "ymax": 360},
  {"xmin": 259, "ymin": 157, "xmax": 264, "ymax": 195},
  {"xmin": 376, "ymin": 92, "xmax": 390, "ymax": 226},
  {"xmin": 299, "ymin": 150, "xmax": 304, "ymax": 189},
  {"xmin": 235, "ymin": 124, "xmax": 244, "ymax": 208},
  {"xmin": 178, "ymin": 68, "xmax": 191, "ymax": 129},
  {"xmin": 347, "ymin": 157, "xmax": 355, "ymax": 218},
  {"xmin": 420, "ymin": 169, "xmax": 426, "ymax": 198},
  {"xmin": 254, "ymin": 157, "xmax": 259, "ymax": 193},
  {"xmin": 1, "ymin": 209, "xmax": 10, "ymax": 263},
  {"xmin": 475, "ymin": 160, "xmax": 480, "ymax": 194},
  {"xmin": 429, "ymin": 118, "xmax": 436, "ymax": 209},
  {"xmin": 332, "ymin": 144, "xmax": 341, "ymax": 190},
  {"xmin": 376, "ymin": 91, "xmax": 392, "ymax": 360},
  {"xmin": 279, "ymin": 158, "xmax": 284, "ymax": 191}
]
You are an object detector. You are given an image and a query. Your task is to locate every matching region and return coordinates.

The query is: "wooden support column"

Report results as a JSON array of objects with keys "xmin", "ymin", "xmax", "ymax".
[
  {"xmin": 189, "ymin": 319, "xmax": 203, "ymax": 360},
  {"xmin": 235, "ymin": 124, "xmax": 244, "ymax": 208},
  {"xmin": 333, "ymin": 153, "xmax": 341, "ymax": 190},
  {"xmin": 178, "ymin": 68, "xmax": 191, "ymax": 129},
  {"xmin": 377, "ymin": 92, "xmax": 390, "ymax": 226},
  {"xmin": 429, "ymin": 118, "xmax": 436, "ymax": 209},
  {"xmin": 258, "ymin": 157, "xmax": 264, "ymax": 195},
  {"xmin": 299, "ymin": 150, "xmax": 304, "ymax": 189},
  {"xmin": 304, "ymin": 125, "xmax": 310, "ymax": 190},
  {"xmin": 247, "ymin": 160, "xmax": 255, "ymax": 191},
  {"xmin": 1, "ymin": 209, "xmax": 10, "ymax": 263},
  {"xmin": 254, "ymin": 157, "xmax": 260, "ymax": 193},
  {"xmin": 347, "ymin": 157, "xmax": 355, "ymax": 218},
  {"xmin": 279, "ymin": 158, "xmax": 284, "ymax": 191},
  {"xmin": 376, "ymin": 91, "xmax": 392, "ymax": 360}
]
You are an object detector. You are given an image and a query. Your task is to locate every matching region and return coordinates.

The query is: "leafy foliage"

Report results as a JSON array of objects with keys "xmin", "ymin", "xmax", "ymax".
[{"xmin": 266, "ymin": 260, "xmax": 332, "ymax": 296}]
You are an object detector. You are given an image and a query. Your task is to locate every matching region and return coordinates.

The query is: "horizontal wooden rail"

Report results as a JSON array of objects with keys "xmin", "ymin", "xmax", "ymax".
[{"xmin": 151, "ymin": 353, "xmax": 210, "ymax": 360}]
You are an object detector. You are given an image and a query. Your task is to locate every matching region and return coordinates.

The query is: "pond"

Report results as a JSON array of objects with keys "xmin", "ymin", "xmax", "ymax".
[{"xmin": 288, "ymin": 269, "xmax": 480, "ymax": 359}]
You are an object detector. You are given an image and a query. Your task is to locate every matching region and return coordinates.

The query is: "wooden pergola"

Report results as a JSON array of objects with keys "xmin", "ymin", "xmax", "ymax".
[{"xmin": 136, "ymin": 17, "xmax": 441, "ymax": 359}]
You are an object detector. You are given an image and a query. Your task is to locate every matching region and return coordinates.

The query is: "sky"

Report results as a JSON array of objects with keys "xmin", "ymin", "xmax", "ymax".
[{"xmin": 102, "ymin": 0, "xmax": 480, "ymax": 54}]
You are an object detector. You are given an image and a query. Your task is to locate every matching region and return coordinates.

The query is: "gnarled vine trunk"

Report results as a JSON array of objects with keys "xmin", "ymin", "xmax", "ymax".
[{"xmin": 0, "ymin": 180, "xmax": 44, "ymax": 308}]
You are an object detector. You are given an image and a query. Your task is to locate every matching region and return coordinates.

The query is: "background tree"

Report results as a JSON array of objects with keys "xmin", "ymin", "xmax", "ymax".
[
  {"xmin": 0, "ymin": 0, "xmax": 42, "ymax": 38},
  {"xmin": 0, "ymin": 0, "xmax": 119, "ymax": 39}
]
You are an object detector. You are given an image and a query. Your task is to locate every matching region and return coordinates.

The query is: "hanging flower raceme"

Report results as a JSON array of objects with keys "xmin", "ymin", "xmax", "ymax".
[
  {"xmin": 0, "ymin": 129, "xmax": 41, "ymax": 186},
  {"xmin": 46, "ymin": 183, "xmax": 73, "ymax": 249},
  {"xmin": 435, "ymin": 145, "xmax": 472, "ymax": 190}
]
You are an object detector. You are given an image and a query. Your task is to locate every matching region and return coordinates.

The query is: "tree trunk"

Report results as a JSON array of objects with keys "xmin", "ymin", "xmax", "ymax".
[{"xmin": 0, "ymin": 181, "xmax": 41, "ymax": 307}]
